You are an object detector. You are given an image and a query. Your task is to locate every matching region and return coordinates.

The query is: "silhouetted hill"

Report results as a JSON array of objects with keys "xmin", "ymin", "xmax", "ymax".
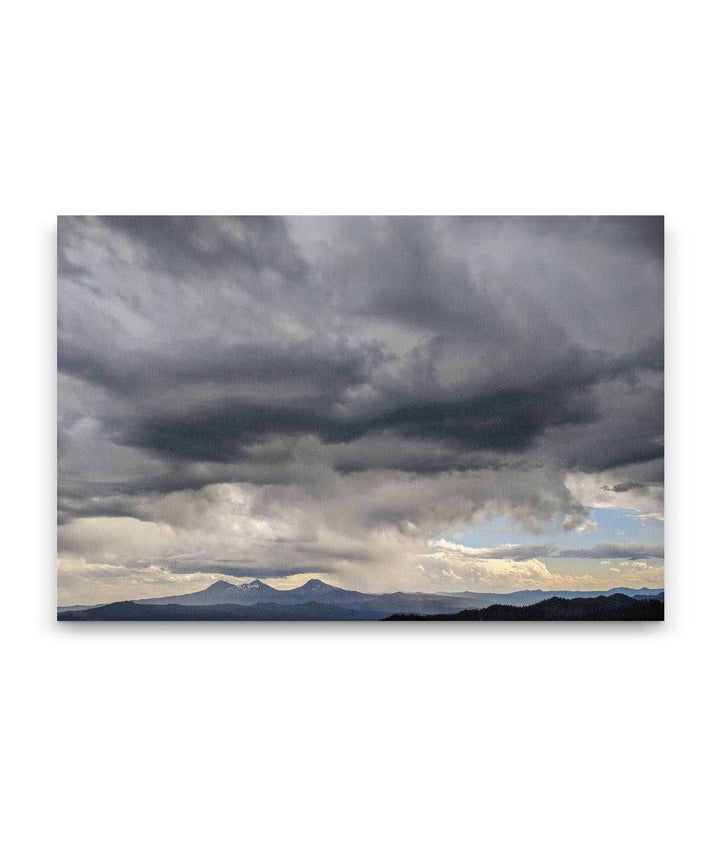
[
  {"xmin": 384, "ymin": 593, "xmax": 664, "ymax": 621},
  {"xmin": 632, "ymin": 592, "xmax": 664, "ymax": 602},
  {"xmin": 439, "ymin": 586, "xmax": 664, "ymax": 607},
  {"xmin": 57, "ymin": 600, "xmax": 372, "ymax": 621}
]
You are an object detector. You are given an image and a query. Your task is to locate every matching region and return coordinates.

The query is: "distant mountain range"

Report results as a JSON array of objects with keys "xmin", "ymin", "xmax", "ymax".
[{"xmin": 58, "ymin": 579, "xmax": 664, "ymax": 621}]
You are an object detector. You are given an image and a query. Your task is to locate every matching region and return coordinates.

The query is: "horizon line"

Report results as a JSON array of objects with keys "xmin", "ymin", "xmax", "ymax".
[{"xmin": 57, "ymin": 578, "xmax": 665, "ymax": 609}]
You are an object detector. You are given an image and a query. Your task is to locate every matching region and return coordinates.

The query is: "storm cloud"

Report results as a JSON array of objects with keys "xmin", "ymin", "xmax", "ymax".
[{"xmin": 57, "ymin": 216, "xmax": 664, "ymax": 600}]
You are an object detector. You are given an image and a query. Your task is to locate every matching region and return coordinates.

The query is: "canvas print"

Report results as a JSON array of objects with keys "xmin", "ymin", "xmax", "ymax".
[{"xmin": 57, "ymin": 216, "xmax": 664, "ymax": 621}]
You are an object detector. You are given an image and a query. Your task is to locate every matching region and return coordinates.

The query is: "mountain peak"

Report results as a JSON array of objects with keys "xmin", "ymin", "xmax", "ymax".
[
  {"xmin": 206, "ymin": 580, "xmax": 236, "ymax": 591},
  {"xmin": 238, "ymin": 579, "xmax": 271, "ymax": 590},
  {"xmin": 300, "ymin": 578, "xmax": 334, "ymax": 590}
]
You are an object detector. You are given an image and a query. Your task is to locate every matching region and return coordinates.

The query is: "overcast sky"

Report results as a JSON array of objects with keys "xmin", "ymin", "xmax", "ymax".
[{"xmin": 57, "ymin": 216, "xmax": 663, "ymax": 603}]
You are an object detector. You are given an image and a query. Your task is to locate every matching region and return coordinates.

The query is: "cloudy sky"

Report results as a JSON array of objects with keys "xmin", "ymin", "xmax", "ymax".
[{"xmin": 57, "ymin": 216, "xmax": 663, "ymax": 604}]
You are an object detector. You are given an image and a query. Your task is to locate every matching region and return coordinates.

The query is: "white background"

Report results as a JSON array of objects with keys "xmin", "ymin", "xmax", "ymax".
[{"xmin": 2, "ymin": 2, "xmax": 717, "ymax": 854}]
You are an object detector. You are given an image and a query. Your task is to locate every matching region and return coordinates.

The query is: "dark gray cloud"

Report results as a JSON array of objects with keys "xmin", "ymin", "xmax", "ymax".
[
  {"xmin": 555, "ymin": 543, "xmax": 664, "ymax": 560},
  {"xmin": 57, "ymin": 216, "xmax": 663, "ymax": 593},
  {"xmin": 603, "ymin": 473, "xmax": 664, "ymax": 494},
  {"xmin": 165, "ymin": 562, "xmax": 332, "ymax": 580},
  {"xmin": 75, "ymin": 215, "xmax": 310, "ymax": 283}
]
